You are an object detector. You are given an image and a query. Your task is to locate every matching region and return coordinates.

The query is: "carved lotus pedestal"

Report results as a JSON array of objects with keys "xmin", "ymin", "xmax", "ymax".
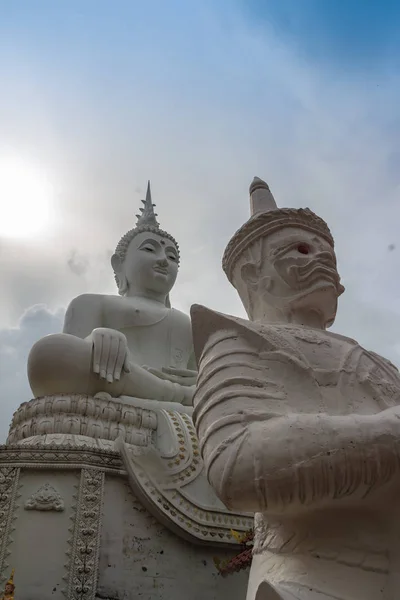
[{"xmin": 0, "ymin": 394, "xmax": 252, "ymax": 600}]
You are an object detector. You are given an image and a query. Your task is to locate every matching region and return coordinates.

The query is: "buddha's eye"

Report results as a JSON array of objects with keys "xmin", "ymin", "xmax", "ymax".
[
  {"xmin": 297, "ymin": 243, "xmax": 310, "ymax": 255},
  {"xmin": 168, "ymin": 254, "xmax": 177, "ymax": 262},
  {"xmin": 143, "ymin": 246, "xmax": 155, "ymax": 253}
]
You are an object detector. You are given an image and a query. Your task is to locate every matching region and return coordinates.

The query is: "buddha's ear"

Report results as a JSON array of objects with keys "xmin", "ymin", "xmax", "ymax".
[{"xmin": 111, "ymin": 253, "xmax": 123, "ymax": 273}]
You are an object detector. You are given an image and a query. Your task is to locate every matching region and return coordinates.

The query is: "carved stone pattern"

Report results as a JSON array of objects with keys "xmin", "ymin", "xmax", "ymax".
[
  {"xmin": 163, "ymin": 410, "xmax": 203, "ymax": 483},
  {"xmin": 7, "ymin": 395, "xmax": 157, "ymax": 446},
  {"xmin": 65, "ymin": 469, "xmax": 104, "ymax": 600},
  {"xmin": 0, "ymin": 445, "xmax": 123, "ymax": 473},
  {"xmin": 25, "ymin": 483, "xmax": 65, "ymax": 512},
  {"xmin": 120, "ymin": 408, "xmax": 254, "ymax": 544},
  {"xmin": 16, "ymin": 433, "xmax": 117, "ymax": 452},
  {"xmin": 0, "ymin": 467, "xmax": 20, "ymax": 586},
  {"xmin": 137, "ymin": 467, "xmax": 253, "ymax": 542}
]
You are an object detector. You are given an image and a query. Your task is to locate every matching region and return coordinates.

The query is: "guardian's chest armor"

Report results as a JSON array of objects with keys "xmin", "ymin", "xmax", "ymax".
[{"xmin": 256, "ymin": 323, "xmax": 400, "ymax": 415}]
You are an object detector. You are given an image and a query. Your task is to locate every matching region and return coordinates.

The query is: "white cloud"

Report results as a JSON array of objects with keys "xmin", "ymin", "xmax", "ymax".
[{"xmin": 0, "ymin": 305, "xmax": 64, "ymax": 442}]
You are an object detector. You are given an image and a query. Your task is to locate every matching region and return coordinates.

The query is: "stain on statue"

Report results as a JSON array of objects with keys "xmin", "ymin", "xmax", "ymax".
[
  {"xmin": 28, "ymin": 182, "xmax": 196, "ymax": 406},
  {"xmin": 192, "ymin": 177, "xmax": 400, "ymax": 600}
]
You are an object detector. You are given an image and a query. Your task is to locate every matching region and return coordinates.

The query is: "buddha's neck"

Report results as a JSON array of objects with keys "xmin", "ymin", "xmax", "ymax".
[{"xmin": 125, "ymin": 289, "xmax": 168, "ymax": 305}]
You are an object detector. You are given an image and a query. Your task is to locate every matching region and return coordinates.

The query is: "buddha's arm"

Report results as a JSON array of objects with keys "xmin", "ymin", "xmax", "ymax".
[
  {"xmin": 123, "ymin": 362, "xmax": 194, "ymax": 405},
  {"xmin": 63, "ymin": 294, "xmax": 103, "ymax": 338},
  {"xmin": 63, "ymin": 294, "xmax": 131, "ymax": 382},
  {"xmin": 193, "ymin": 327, "xmax": 400, "ymax": 515}
]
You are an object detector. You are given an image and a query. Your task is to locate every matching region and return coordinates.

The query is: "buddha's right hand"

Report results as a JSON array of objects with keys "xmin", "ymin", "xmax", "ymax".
[{"xmin": 90, "ymin": 328, "xmax": 131, "ymax": 383}]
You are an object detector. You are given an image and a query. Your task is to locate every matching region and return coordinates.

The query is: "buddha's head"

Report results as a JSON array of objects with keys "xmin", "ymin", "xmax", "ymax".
[
  {"xmin": 111, "ymin": 182, "xmax": 179, "ymax": 305},
  {"xmin": 223, "ymin": 178, "xmax": 344, "ymax": 328}
]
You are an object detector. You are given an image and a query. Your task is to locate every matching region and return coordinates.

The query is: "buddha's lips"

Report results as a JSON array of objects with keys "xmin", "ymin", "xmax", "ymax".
[{"xmin": 153, "ymin": 266, "xmax": 169, "ymax": 275}]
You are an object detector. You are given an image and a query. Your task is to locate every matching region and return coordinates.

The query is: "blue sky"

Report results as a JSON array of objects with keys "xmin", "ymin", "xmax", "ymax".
[
  {"xmin": 1, "ymin": 0, "xmax": 400, "ymax": 439},
  {"xmin": 242, "ymin": 0, "xmax": 400, "ymax": 69}
]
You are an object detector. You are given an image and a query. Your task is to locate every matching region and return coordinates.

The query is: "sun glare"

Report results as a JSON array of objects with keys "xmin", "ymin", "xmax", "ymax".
[{"xmin": 0, "ymin": 157, "xmax": 54, "ymax": 239}]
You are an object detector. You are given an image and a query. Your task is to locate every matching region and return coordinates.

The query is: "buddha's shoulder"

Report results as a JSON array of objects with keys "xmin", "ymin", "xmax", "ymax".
[
  {"xmin": 67, "ymin": 293, "xmax": 107, "ymax": 311},
  {"xmin": 69, "ymin": 293, "xmax": 141, "ymax": 309},
  {"xmin": 171, "ymin": 307, "xmax": 192, "ymax": 327}
]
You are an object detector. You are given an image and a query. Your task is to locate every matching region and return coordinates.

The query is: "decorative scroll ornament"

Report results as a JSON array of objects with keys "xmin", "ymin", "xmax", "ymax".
[
  {"xmin": 25, "ymin": 483, "xmax": 65, "ymax": 512},
  {"xmin": 65, "ymin": 469, "xmax": 104, "ymax": 600},
  {"xmin": 0, "ymin": 468, "xmax": 19, "ymax": 588}
]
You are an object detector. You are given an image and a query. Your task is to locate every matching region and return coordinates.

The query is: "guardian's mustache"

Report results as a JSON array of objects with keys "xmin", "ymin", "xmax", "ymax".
[{"xmin": 275, "ymin": 253, "xmax": 342, "ymax": 292}]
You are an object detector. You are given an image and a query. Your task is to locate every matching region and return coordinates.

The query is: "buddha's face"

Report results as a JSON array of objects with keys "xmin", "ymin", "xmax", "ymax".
[
  {"xmin": 114, "ymin": 231, "xmax": 179, "ymax": 297},
  {"xmin": 5, "ymin": 584, "xmax": 14, "ymax": 595},
  {"xmin": 235, "ymin": 226, "xmax": 344, "ymax": 326}
]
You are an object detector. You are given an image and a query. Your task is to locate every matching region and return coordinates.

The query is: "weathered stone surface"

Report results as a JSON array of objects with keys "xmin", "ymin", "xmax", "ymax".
[{"xmin": 97, "ymin": 476, "xmax": 248, "ymax": 600}]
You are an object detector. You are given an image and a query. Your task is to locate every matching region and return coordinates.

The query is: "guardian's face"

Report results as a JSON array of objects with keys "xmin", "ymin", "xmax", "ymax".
[
  {"xmin": 123, "ymin": 231, "xmax": 179, "ymax": 295},
  {"xmin": 235, "ymin": 227, "xmax": 344, "ymax": 327},
  {"xmin": 267, "ymin": 227, "xmax": 342, "ymax": 298}
]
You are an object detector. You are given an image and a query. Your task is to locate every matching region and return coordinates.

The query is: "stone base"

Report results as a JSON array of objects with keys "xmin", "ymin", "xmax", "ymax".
[{"xmin": 0, "ymin": 443, "xmax": 249, "ymax": 600}]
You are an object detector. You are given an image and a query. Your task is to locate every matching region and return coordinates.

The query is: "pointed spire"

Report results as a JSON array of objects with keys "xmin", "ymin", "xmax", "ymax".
[
  {"xmin": 249, "ymin": 176, "xmax": 277, "ymax": 216},
  {"xmin": 135, "ymin": 180, "xmax": 160, "ymax": 228},
  {"xmin": 6, "ymin": 569, "xmax": 15, "ymax": 586}
]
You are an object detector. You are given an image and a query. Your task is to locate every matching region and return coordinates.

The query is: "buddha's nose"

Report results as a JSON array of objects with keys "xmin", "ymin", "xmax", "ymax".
[{"xmin": 157, "ymin": 257, "xmax": 168, "ymax": 266}]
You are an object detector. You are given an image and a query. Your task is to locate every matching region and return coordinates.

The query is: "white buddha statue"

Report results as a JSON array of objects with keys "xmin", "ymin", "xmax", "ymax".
[
  {"xmin": 191, "ymin": 177, "xmax": 400, "ymax": 600},
  {"xmin": 28, "ymin": 182, "xmax": 196, "ymax": 405}
]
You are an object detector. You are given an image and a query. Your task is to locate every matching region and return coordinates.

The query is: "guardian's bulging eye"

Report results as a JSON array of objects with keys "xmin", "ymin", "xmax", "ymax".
[{"xmin": 297, "ymin": 243, "xmax": 310, "ymax": 255}]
